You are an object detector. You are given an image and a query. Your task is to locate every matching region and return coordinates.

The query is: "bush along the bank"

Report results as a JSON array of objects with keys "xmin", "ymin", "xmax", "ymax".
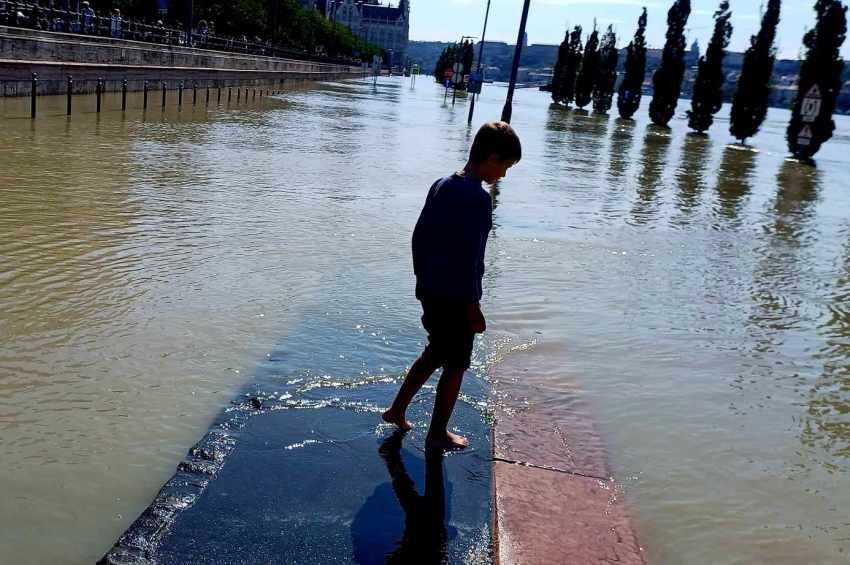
[
  {"xmin": 575, "ymin": 27, "xmax": 600, "ymax": 110},
  {"xmin": 618, "ymin": 8, "xmax": 648, "ymax": 120},
  {"xmin": 787, "ymin": 0, "xmax": 848, "ymax": 160},
  {"xmin": 593, "ymin": 26, "xmax": 619, "ymax": 115},
  {"xmin": 687, "ymin": 0, "xmax": 733, "ymax": 133},
  {"xmin": 551, "ymin": 30, "xmax": 571, "ymax": 103},
  {"xmin": 730, "ymin": 0, "xmax": 781, "ymax": 144},
  {"xmin": 649, "ymin": 0, "xmax": 691, "ymax": 127}
]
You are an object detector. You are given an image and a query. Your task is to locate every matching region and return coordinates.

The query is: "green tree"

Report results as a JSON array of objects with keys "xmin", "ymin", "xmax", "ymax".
[
  {"xmin": 575, "ymin": 27, "xmax": 599, "ymax": 109},
  {"xmin": 787, "ymin": 0, "xmax": 848, "ymax": 160},
  {"xmin": 687, "ymin": 0, "xmax": 733, "ymax": 133},
  {"xmin": 561, "ymin": 26, "xmax": 584, "ymax": 106},
  {"xmin": 730, "ymin": 0, "xmax": 781, "ymax": 143},
  {"xmin": 649, "ymin": 0, "xmax": 692, "ymax": 127},
  {"xmin": 618, "ymin": 8, "xmax": 648, "ymax": 119},
  {"xmin": 551, "ymin": 30, "xmax": 571, "ymax": 103},
  {"xmin": 593, "ymin": 25, "xmax": 619, "ymax": 114}
]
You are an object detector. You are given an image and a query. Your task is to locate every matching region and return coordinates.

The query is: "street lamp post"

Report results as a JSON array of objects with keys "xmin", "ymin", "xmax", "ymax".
[
  {"xmin": 501, "ymin": 0, "xmax": 531, "ymax": 123},
  {"xmin": 468, "ymin": 0, "xmax": 492, "ymax": 125}
]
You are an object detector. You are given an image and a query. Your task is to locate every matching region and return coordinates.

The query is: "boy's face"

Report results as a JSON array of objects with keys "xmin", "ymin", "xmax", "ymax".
[{"xmin": 479, "ymin": 156, "xmax": 516, "ymax": 185}]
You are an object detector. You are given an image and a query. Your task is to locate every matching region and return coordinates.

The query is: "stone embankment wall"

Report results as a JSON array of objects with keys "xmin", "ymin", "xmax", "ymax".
[{"xmin": 0, "ymin": 26, "xmax": 363, "ymax": 96}]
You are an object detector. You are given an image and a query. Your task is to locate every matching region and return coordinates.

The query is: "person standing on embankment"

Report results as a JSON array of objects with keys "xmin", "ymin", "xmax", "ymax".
[{"xmin": 383, "ymin": 121, "xmax": 522, "ymax": 450}]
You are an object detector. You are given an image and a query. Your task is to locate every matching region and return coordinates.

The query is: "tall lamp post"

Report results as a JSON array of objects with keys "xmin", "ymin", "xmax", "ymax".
[
  {"xmin": 467, "ymin": 0, "xmax": 491, "ymax": 125},
  {"xmin": 501, "ymin": 0, "xmax": 531, "ymax": 123}
]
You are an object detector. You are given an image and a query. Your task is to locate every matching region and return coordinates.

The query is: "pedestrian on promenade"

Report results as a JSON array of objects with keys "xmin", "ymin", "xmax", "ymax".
[
  {"xmin": 109, "ymin": 8, "xmax": 122, "ymax": 38},
  {"xmin": 81, "ymin": 0, "xmax": 94, "ymax": 34},
  {"xmin": 382, "ymin": 121, "xmax": 522, "ymax": 450}
]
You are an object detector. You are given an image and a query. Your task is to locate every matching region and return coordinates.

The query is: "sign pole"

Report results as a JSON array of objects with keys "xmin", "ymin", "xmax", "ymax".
[
  {"xmin": 468, "ymin": 0, "xmax": 492, "ymax": 126},
  {"xmin": 501, "ymin": 0, "xmax": 531, "ymax": 124}
]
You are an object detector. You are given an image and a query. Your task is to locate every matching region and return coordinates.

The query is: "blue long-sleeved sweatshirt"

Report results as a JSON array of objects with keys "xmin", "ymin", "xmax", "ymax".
[{"xmin": 412, "ymin": 174, "xmax": 493, "ymax": 304}]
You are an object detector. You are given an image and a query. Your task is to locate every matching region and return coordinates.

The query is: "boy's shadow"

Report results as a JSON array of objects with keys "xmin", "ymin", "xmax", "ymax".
[{"xmin": 351, "ymin": 431, "xmax": 456, "ymax": 564}]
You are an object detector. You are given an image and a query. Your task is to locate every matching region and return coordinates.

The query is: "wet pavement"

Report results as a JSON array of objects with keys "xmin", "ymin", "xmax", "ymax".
[{"xmin": 98, "ymin": 317, "xmax": 493, "ymax": 565}]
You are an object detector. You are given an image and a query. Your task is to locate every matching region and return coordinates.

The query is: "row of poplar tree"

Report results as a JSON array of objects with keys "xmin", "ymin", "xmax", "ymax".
[{"xmin": 550, "ymin": 0, "xmax": 847, "ymax": 161}]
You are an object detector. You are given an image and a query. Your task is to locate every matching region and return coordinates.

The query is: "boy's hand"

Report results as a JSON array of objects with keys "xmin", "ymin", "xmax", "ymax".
[{"xmin": 467, "ymin": 303, "xmax": 486, "ymax": 334}]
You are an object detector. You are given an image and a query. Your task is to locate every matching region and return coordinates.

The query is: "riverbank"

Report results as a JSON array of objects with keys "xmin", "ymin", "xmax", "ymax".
[{"xmin": 0, "ymin": 25, "xmax": 362, "ymax": 96}]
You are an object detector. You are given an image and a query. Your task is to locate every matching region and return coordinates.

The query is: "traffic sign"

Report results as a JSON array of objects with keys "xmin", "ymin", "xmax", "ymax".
[
  {"xmin": 468, "ymin": 72, "xmax": 483, "ymax": 94},
  {"xmin": 801, "ymin": 84, "xmax": 822, "ymax": 123},
  {"xmin": 798, "ymin": 124, "xmax": 813, "ymax": 146}
]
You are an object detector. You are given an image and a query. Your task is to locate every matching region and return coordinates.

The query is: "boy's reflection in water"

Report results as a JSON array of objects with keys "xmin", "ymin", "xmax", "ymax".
[{"xmin": 379, "ymin": 431, "xmax": 449, "ymax": 564}]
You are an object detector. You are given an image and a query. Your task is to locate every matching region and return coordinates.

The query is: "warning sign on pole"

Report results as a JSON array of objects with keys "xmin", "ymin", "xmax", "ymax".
[
  {"xmin": 798, "ymin": 124, "xmax": 813, "ymax": 146},
  {"xmin": 801, "ymin": 84, "xmax": 822, "ymax": 123}
]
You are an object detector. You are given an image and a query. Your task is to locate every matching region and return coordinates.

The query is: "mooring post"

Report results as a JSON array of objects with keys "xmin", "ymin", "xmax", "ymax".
[
  {"xmin": 143, "ymin": 80, "xmax": 149, "ymax": 110},
  {"xmin": 228, "ymin": 86, "xmax": 232, "ymax": 104},
  {"xmin": 253, "ymin": 87, "xmax": 256, "ymax": 101},
  {"xmin": 237, "ymin": 87, "xmax": 241, "ymax": 103},
  {"xmin": 66, "ymin": 75, "xmax": 73, "ymax": 116},
  {"xmin": 30, "ymin": 73, "xmax": 37, "ymax": 119},
  {"xmin": 193, "ymin": 81, "xmax": 198, "ymax": 106},
  {"xmin": 178, "ymin": 81, "xmax": 184, "ymax": 108},
  {"xmin": 162, "ymin": 81, "xmax": 166, "ymax": 108},
  {"xmin": 206, "ymin": 83, "xmax": 210, "ymax": 106},
  {"xmin": 122, "ymin": 79, "xmax": 128, "ymax": 111},
  {"xmin": 96, "ymin": 77, "xmax": 103, "ymax": 113}
]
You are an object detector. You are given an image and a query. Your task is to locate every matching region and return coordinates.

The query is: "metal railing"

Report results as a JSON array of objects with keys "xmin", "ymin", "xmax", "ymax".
[{"xmin": 0, "ymin": 0, "xmax": 363, "ymax": 66}]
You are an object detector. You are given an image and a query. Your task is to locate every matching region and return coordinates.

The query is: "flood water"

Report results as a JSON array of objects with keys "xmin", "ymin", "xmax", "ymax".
[{"xmin": 1, "ymin": 78, "xmax": 849, "ymax": 564}]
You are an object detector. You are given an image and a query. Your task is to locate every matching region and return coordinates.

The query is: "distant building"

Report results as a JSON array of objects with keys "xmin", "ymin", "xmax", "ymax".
[{"xmin": 324, "ymin": 0, "xmax": 410, "ymax": 66}]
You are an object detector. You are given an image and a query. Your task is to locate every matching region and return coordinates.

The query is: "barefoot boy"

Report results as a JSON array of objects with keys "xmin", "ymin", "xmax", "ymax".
[{"xmin": 383, "ymin": 121, "xmax": 522, "ymax": 450}]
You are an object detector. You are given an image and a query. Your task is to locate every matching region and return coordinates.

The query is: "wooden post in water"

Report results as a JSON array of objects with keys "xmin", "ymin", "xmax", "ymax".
[
  {"xmin": 96, "ymin": 77, "xmax": 102, "ymax": 113},
  {"xmin": 237, "ymin": 87, "xmax": 241, "ymax": 103},
  {"xmin": 178, "ymin": 81, "xmax": 184, "ymax": 108},
  {"xmin": 122, "ymin": 79, "xmax": 128, "ymax": 111},
  {"xmin": 206, "ymin": 84, "xmax": 210, "ymax": 106},
  {"xmin": 66, "ymin": 75, "xmax": 73, "ymax": 116},
  {"xmin": 228, "ymin": 86, "xmax": 232, "ymax": 104},
  {"xmin": 30, "ymin": 73, "xmax": 37, "ymax": 119},
  {"xmin": 161, "ymin": 81, "xmax": 167, "ymax": 108},
  {"xmin": 143, "ymin": 80, "xmax": 149, "ymax": 110},
  {"xmin": 193, "ymin": 81, "xmax": 198, "ymax": 106}
]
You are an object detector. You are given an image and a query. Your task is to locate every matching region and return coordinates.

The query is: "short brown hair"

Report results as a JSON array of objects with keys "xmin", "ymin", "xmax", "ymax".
[{"xmin": 469, "ymin": 121, "xmax": 522, "ymax": 164}]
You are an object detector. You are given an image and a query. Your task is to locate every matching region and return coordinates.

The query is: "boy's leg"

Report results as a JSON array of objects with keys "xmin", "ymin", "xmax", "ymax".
[
  {"xmin": 425, "ymin": 367, "xmax": 468, "ymax": 450},
  {"xmin": 382, "ymin": 354, "xmax": 439, "ymax": 430}
]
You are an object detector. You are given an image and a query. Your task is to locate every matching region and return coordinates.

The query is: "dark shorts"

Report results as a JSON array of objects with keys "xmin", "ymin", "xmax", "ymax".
[{"xmin": 419, "ymin": 299, "xmax": 476, "ymax": 370}]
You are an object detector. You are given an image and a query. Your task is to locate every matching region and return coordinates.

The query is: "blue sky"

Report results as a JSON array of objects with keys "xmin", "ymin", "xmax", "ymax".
[{"xmin": 407, "ymin": 0, "xmax": 850, "ymax": 59}]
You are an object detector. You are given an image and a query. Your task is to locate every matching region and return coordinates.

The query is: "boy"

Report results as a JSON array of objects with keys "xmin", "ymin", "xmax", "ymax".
[{"xmin": 382, "ymin": 121, "xmax": 522, "ymax": 450}]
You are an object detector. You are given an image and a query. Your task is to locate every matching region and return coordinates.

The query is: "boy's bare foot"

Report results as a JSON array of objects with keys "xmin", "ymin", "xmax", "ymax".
[
  {"xmin": 425, "ymin": 430, "xmax": 469, "ymax": 451},
  {"xmin": 382, "ymin": 409, "xmax": 413, "ymax": 431}
]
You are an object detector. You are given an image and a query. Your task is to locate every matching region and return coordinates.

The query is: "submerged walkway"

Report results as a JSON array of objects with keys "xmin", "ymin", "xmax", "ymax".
[{"xmin": 98, "ymin": 320, "xmax": 643, "ymax": 564}]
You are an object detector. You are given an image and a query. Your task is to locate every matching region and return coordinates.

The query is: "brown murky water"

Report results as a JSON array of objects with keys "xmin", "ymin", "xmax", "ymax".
[{"xmin": 1, "ymin": 79, "xmax": 849, "ymax": 564}]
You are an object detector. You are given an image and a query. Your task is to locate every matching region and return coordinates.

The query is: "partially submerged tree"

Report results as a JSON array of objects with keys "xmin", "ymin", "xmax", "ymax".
[
  {"xmin": 787, "ymin": 0, "xmax": 848, "ymax": 160},
  {"xmin": 730, "ymin": 0, "xmax": 782, "ymax": 143},
  {"xmin": 551, "ymin": 30, "xmax": 571, "ymax": 103},
  {"xmin": 433, "ymin": 43, "xmax": 457, "ymax": 84},
  {"xmin": 575, "ymin": 27, "xmax": 600, "ymax": 109},
  {"xmin": 561, "ymin": 26, "xmax": 584, "ymax": 106},
  {"xmin": 618, "ymin": 8, "xmax": 648, "ymax": 119},
  {"xmin": 593, "ymin": 26, "xmax": 619, "ymax": 114},
  {"xmin": 649, "ymin": 0, "xmax": 692, "ymax": 126},
  {"xmin": 687, "ymin": 0, "xmax": 733, "ymax": 133}
]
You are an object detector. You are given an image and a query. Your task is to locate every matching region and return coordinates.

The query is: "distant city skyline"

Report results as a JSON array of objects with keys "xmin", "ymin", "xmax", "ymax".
[{"xmin": 407, "ymin": 0, "xmax": 850, "ymax": 60}]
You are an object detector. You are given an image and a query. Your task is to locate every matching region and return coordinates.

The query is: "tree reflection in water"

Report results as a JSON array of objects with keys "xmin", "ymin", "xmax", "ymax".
[
  {"xmin": 713, "ymin": 144, "xmax": 757, "ymax": 225},
  {"xmin": 672, "ymin": 132, "xmax": 712, "ymax": 224},
  {"xmin": 631, "ymin": 125, "xmax": 672, "ymax": 225}
]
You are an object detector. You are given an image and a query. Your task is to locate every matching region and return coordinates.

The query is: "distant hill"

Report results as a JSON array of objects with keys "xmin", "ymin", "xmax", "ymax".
[{"xmin": 407, "ymin": 40, "xmax": 850, "ymax": 114}]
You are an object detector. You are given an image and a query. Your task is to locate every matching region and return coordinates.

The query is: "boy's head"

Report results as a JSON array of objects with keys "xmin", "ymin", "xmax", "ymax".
[{"xmin": 468, "ymin": 121, "xmax": 522, "ymax": 184}]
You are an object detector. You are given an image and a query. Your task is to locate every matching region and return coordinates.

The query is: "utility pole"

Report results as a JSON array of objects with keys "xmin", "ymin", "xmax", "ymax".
[
  {"xmin": 501, "ymin": 0, "xmax": 531, "ymax": 123},
  {"xmin": 468, "ymin": 0, "xmax": 492, "ymax": 125}
]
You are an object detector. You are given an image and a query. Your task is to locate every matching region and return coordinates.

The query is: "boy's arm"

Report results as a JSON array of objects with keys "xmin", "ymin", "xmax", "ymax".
[{"xmin": 457, "ymin": 194, "xmax": 492, "ymax": 333}]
